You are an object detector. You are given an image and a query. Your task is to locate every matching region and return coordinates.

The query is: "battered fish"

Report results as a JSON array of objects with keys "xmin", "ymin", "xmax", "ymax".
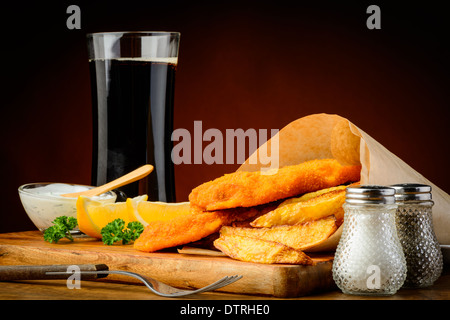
[
  {"xmin": 134, "ymin": 204, "xmax": 274, "ymax": 253},
  {"xmin": 189, "ymin": 159, "xmax": 361, "ymax": 211}
]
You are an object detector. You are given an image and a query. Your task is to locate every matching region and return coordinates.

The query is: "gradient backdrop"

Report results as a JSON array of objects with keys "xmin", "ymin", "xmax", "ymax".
[{"xmin": 1, "ymin": 1, "xmax": 449, "ymax": 232}]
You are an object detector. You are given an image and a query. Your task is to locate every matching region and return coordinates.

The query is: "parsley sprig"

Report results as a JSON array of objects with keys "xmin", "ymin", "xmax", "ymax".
[
  {"xmin": 43, "ymin": 216, "xmax": 78, "ymax": 243},
  {"xmin": 100, "ymin": 219, "xmax": 144, "ymax": 245},
  {"xmin": 42, "ymin": 216, "xmax": 144, "ymax": 245}
]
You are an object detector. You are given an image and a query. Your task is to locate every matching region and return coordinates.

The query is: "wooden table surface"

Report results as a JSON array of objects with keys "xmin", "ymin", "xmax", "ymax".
[{"xmin": 1, "ymin": 265, "xmax": 449, "ymax": 300}]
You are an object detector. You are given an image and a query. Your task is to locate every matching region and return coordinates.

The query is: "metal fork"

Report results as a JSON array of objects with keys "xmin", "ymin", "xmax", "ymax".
[
  {"xmin": 0, "ymin": 264, "xmax": 242, "ymax": 298},
  {"xmin": 49, "ymin": 270, "xmax": 243, "ymax": 298}
]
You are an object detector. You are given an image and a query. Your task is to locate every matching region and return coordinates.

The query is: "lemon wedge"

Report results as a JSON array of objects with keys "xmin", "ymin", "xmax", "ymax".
[
  {"xmin": 127, "ymin": 199, "xmax": 191, "ymax": 227},
  {"xmin": 76, "ymin": 195, "xmax": 148, "ymax": 238}
]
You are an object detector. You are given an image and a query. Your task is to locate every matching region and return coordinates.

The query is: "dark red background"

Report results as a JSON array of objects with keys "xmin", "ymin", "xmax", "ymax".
[{"xmin": 1, "ymin": 1, "xmax": 449, "ymax": 233}]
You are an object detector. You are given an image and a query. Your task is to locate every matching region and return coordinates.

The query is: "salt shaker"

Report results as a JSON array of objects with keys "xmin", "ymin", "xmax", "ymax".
[
  {"xmin": 390, "ymin": 183, "xmax": 443, "ymax": 288},
  {"xmin": 332, "ymin": 185, "xmax": 407, "ymax": 296}
]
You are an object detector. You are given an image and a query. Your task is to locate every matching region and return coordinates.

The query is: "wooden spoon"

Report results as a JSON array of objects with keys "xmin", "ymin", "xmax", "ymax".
[{"xmin": 61, "ymin": 164, "xmax": 154, "ymax": 198}]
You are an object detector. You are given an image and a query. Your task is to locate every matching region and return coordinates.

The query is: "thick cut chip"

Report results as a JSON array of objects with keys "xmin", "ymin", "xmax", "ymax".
[
  {"xmin": 279, "ymin": 185, "xmax": 347, "ymax": 206},
  {"xmin": 251, "ymin": 188, "xmax": 346, "ymax": 227},
  {"xmin": 214, "ymin": 234, "xmax": 313, "ymax": 265},
  {"xmin": 333, "ymin": 207, "xmax": 345, "ymax": 225},
  {"xmin": 189, "ymin": 159, "xmax": 361, "ymax": 211},
  {"xmin": 220, "ymin": 216, "xmax": 337, "ymax": 251}
]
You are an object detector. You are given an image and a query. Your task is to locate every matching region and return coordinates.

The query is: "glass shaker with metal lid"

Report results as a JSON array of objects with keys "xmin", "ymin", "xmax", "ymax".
[
  {"xmin": 332, "ymin": 185, "xmax": 407, "ymax": 296},
  {"xmin": 390, "ymin": 183, "xmax": 443, "ymax": 288}
]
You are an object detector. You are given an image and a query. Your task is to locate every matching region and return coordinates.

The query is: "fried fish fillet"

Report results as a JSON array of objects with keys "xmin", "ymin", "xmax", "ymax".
[
  {"xmin": 134, "ymin": 204, "xmax": 274, "ymax": 253},
  {"xmin": 213, "ymin": 234, "xmax": 313, "ymax": 265},
  {"xmin": 189, "ymin": 159, "xmax": 361, "ymax": 211}
]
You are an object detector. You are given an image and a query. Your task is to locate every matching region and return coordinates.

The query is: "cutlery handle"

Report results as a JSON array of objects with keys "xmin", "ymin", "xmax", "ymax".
[{"xmin": 0, "ymin": 264, "xmax": 109, "ymax": 281}]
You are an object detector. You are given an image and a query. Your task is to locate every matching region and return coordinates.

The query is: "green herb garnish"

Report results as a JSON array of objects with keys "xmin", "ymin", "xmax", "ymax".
[
  {"xmin": 43, "ymin": 216, "xmax": 78, "ymax": 243},
  {"xmin": 100, "ymin": 219, "xmax": 144, "ymax": 245}
]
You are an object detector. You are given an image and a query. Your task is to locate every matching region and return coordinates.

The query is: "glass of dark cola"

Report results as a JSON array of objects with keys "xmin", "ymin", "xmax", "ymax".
[{"xmin": 87, "ymin": 32, "xmax": 180, "ymax": 201}]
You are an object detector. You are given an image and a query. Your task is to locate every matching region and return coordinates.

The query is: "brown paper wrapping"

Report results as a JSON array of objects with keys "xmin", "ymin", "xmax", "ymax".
[{"xmin": 238, "ymin": 113, "xmax": 450, "ymax": 250}]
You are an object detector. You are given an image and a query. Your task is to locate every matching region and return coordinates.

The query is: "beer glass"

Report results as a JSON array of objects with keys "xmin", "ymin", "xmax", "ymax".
[{"xmin": 87, "ymin": 32, "xmax": 180, "ymax": 201}]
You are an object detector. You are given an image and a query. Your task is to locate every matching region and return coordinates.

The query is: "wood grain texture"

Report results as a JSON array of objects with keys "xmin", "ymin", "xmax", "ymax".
[
  {"xmin": 0, "ymin": 231, "xmax": 335, "ymax": 297},
  {"xmin": 0, "ymin": 263, "xmax": 108, "ymax": 281},
  {"xmin": 1, "ymin": 270, "xmax": 448, "ymax": 300}
]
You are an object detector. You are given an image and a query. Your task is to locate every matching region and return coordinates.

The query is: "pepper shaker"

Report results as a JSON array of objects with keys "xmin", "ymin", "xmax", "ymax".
[
  {"xmin": 390, "ymin": 183, "xmax": 443, "ymax": 288},
  {"xmin": 332, "ymin": 185, "xmax": 407, "ymax": 296}
]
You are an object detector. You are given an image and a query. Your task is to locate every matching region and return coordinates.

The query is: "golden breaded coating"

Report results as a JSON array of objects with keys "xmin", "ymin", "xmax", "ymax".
[
  {"xmin": 189, "ymin": 159, "xmax": 360, "ymax": 211},
  {"xmin": 134, "ymin": 204, "xmax": 274, "ymax": 253},
  {"xmin": 134, "ymin": 207, "xmax": 228, "ymax": 253}
]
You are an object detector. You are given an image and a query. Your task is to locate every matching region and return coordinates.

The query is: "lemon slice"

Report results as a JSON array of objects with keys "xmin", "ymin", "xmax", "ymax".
[
  {"xmin": 127, "ymin": 199, "xmax": 191, "ymax": 227},
  {"xmin": 77, "ymin": 195, "xmax": 148, "ymax": 238}
]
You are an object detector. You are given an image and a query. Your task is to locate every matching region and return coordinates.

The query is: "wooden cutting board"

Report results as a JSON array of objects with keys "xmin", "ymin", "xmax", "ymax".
[{"xmin": 0, "ymin": 231, "xmax": 335, "ymax": 298}]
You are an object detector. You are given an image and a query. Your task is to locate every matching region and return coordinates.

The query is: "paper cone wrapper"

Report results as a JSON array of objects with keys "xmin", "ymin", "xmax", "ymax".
[{"xmin": 238, "ymin": 113, "xmax": 450, "ymax": 250}]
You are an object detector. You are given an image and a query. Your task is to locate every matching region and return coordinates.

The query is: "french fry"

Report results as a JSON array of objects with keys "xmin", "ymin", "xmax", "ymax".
[
  {"xmin": 279, "ymin": 185, "xmax": 347, "ymax": 206},
  {"xmin": 220, "ymin": 216, "xmax": 338, "ymax": 251},
  {"xmin": 251, "ymin": 188, "xmax": 346, "ymax": 227},
  {"xmin": 213, "ymin": 234, "xmax": 313, "ymax": 265}
]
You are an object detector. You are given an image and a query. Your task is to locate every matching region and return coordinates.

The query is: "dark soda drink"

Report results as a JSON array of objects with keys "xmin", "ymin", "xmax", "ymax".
[{"xmin": 89, "ymin": 58, "xmax": 177, "ymax": 201}]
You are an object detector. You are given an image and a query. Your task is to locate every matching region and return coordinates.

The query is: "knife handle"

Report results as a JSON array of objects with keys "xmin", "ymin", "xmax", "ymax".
[{"xmin": 0, "ymin": 264, "xmax": 109, "ymax": 281}]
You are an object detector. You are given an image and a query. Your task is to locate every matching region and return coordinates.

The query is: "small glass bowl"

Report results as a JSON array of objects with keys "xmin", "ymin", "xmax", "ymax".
[{"xmin": 18, "ymin": 182, "xmax": 117, "ymax": 232}]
